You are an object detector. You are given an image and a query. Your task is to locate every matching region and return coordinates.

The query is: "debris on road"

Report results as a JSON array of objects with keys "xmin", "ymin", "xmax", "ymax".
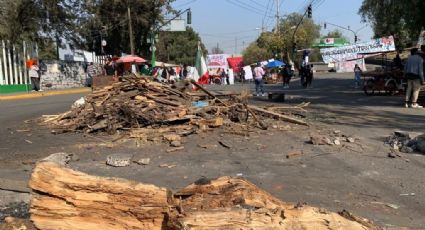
[
  {"xmin": 106, "ymin": 154, "xmax": 132, "ymax": 167},
  {"xmin": 385, "ymin": 131, "xmax": 425, "ymax": 154},
  {"xmin": 218, "ymin": 140, "xmax": 232, "ymax": 149},
  {"xmin": 41, "ymin": 76, "xmax": 307, "ymax": 146},
  {"xmin": 166, "ymin": 146, "xmax": 184, "ymax": 153},
  {"xmin": 40, "ymin": 152, "xmax": 72, "ymax": 166},
  {"xmin": 135, "ymin": 158, "xmax": 151, "ymax": 165},
  {"xmin": 28, "ymin": 161, "xmax": 376, "ymax": 230},
  {"xmin": 310, "ymin": 135, "xmax": 332, "ymax": 145},
  {"xmin": 159, "ymin": 163, "xmax": 177, "ymax": 168},
  {"xmin": 286, "ymin": 150, "xmax": 303, "ymax": 159}
]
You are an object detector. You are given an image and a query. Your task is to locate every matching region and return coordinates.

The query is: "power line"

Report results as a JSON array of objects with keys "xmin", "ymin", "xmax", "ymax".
[
  {"xmin": 174, "ymin": 0, "xmax": 198, "ymax": 8},
  {"xmin": 225, "ymin": 0, "xmax": 264, "ymax": 15}
]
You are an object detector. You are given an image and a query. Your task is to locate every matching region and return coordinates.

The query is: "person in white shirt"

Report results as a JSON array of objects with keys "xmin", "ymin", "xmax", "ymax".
[
  {"xmin": 29, "ymin": 64, "xmax": 42, "ymax": 92},
  {"xmin": 253, "ymin": 63, "xmax": 265, "ymax": 96}
]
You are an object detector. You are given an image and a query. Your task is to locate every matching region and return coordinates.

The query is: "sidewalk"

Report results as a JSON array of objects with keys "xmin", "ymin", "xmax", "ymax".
[{"xmin": 0, "ymin": 88, "xmax": 91, "ymax": 101}]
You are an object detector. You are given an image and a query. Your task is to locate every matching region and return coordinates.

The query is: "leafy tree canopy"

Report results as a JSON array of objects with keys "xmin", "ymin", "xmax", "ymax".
[{"xmin": 359, "ymin": 0, "xmax": 425, "ymax": 48}]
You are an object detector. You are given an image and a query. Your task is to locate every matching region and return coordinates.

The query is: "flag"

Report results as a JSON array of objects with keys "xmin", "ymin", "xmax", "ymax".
[{"xmin": 195, "ymin": 43, "xmax": 209, "ymax": 85}]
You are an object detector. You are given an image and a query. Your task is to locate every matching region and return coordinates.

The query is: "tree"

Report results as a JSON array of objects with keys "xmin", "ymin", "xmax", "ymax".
[
  {"xmin": 242, "ymin": 43, "xmax": 269, "ymax": 65},
  {"xmin": 79, "ymin": 0, "xmax": 176, "ymax": 57},
  {"xmin": 325, "ymin": 30, "xmax": 344, "ymax": 38},
  {"xmin": 359, "ymin": 0, "xmax": 425, "ymax": 48},
  {"xmin": 155, "ymin": 27, "xmax": 207, "ymax": 65},
  {"xmin": 211, "ymin": 46, "xmax": 224, "ymax": 54}
]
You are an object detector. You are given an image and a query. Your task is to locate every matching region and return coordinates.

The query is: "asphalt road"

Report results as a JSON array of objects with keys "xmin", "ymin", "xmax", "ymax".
[{"xmin": 1, "ymin": 73, "xmax": 425, "ymax": 228}]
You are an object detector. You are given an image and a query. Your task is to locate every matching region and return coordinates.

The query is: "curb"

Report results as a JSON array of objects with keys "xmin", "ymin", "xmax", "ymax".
[{"xmin": 0, "ymin": 88, "xmax": 91, "ymax": 101}]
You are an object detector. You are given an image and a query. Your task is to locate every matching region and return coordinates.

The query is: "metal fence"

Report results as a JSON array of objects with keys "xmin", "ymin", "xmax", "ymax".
[{"xmin": 0, "ymin": 40, "xmax": 39, "ymax": 86}]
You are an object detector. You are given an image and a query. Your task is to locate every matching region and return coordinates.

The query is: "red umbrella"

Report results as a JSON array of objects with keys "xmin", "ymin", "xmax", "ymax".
[{"xmin": 116, "ymin": 55, "xmax": 146, "ymax": 64}]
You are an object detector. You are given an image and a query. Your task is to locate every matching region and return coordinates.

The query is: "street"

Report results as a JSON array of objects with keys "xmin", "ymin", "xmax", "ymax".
[{"xmin": 1, "ymin": 73, "xmax": 424, "ymax": 228}]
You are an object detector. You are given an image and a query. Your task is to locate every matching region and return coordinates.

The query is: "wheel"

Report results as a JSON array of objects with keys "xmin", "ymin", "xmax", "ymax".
[
  {"xmin": 213, "ymin": 77, "xmax": 221, "ymax": 85},
  {"xmin": 385, "ymin": 79, "xmax": 397, "ymax": 95},
  {"xmin": 364, "ymin": 79, "xmax": 375, "ymax": 95}
]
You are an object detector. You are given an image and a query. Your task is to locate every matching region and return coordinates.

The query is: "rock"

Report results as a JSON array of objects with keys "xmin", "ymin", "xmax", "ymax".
[
  {"xmin": 170, "ymin": 140, "xmax": 182, "ymax": 147},
  {"xmin": 333, "ymin": 139, "xmax": 341, "ymax": 146},
  {"xmin": 71, "ymin": 97, "xmax": 86, "ymax": 109},
  {"xmin": 390, "ymin": 143, "xmax": 399, "ymax": 151},
  {"xmin": 387, "ymin": 152, "xmax": 398, "ymax": 158},
  {"xmin": 414, "ymin": 134, "xmax": 425, "ymax": 153},
  {"xmin": 40, "ymin": 152, "xmax": 72, "ymax": 165},
  {"xmin": 106, "ymin": 154, "xmax": 132, "ymax": 167},
  {"xmin": 310, "ymin": 135, "xmax": 332, "ymax": 145},
  {"xmin": 394, "ymin": 131, "xmax": 410, "ymax": 139},
  {"xmin": 163, "ymin": 134, "xmax": 181, "ymax": 142},
  {"xmin": 333, "ymin": 130, "xmax": 341, "ymax": 134},
  {"xmin": 136, "ymin": 158, "xmax": 151, "ymax": 165},
  {"xmin": 346, "ymin": 137, "xmax": 355, "ymax": 143},
  {"xmin": 400, "ymin": 146, "xmax": 414, "ymax": 153}
]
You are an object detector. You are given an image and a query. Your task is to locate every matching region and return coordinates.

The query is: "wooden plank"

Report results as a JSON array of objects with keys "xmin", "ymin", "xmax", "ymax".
[{"xmin": 248, "ymin": 105, "xmax": 308, "ymax": 126}]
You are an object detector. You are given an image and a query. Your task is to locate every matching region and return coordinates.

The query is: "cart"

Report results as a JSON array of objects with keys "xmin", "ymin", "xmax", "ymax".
[{"xmin": 362, "ymin": 69, "xmax": 406, "ymax": 96}]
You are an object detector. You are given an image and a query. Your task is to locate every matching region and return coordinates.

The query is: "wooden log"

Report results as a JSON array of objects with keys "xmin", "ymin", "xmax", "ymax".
[
  {"xmin": 29, "ymin": 162, "xmax": 171, "ymax": 230},
  {"xmin": 248, "ymin": 105, "xmax": 308, "ymax": 126},
  {"xmin": 28, "ymin": 164, "xmax": 374, "ymax": 230}
]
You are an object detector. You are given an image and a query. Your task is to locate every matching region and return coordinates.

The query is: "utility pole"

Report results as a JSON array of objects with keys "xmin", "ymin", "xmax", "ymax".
[
  {"xmin": 128, "ymin": 6, "xmax": 135, "ymax": 55},
  {"xmin": 276, "ymin": 0, "xmax": 280, "ymax": 34}
]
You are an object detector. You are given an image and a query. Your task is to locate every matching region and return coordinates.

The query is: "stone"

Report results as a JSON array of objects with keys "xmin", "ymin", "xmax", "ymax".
[
  {"xmin": 333, "ymin": 130, "xmax": 341, "ymax": 134},
  {"xmin": 106, "ymin": 154, "xmax": 132, "ymax": 167},
  {"xmin": 310, "ymin": 135, "xmax": 332, "ymax": 145},
  {"xmin": 346, "ymin": 137, "xmax": 355, "ymax": 143},
  {"xmin": 136, "ymin": 158, "xmax": 151, "ymax": 165},
  {"xmin": 414, "ymin": 134, "xmax": 425, "ymax": 153},
  {"xmin": 394, "ymin": 131, "xmax": 410, "ymax": 139},
  {"xmin": 400, "ymin": 146, "xmax": 414, "ymax": 153},
  {"xmin": 333, "ymin": 139, "xmax": 341, "ymax": 146},
  {"xmin": 390, "ymin": 143, "xmax": 399, "ymax": 151},
  {"xmin": 170, "ymin": 140, "xmax": 182, "ymax": 147},
  {"xmin": 40, "ymin": 152, "xmax": 72, "ymax": 166},
  {"xmin": 71, "ymin": 154, "xmax": 80, "ymax": 162},
  {"xmin": 387, "ymin": 152, "xmax": 397, "ymax": 158}
]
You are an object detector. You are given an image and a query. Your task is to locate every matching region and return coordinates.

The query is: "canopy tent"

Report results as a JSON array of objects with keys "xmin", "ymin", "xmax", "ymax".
[
  {"xmin": 265, "ymin": 60, "xmax": 285, "ymax": 68},
  {"xmin": 154, "ymin": 61, "xmax": 179, "ymax": 67},
  {"xmin": 116, "ymin": 55, "xmax": 146, "ymax": 64}
]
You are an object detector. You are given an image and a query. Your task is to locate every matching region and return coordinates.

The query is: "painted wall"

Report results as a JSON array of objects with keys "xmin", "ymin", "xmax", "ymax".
[{"xmin": 40, "ymin": 61, "xmax": 88, "ymax": 90}]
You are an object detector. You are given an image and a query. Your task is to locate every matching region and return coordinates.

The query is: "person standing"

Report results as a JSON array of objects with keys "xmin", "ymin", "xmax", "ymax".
[
  {"xmin": 305, "ymin": 65, "xmax": 314, "ymax": 88},
  {"xmin": 404, "ymin": 48, "xmax": 424, "ymax": 108},
  {"xmin": 29, "ymin": 63, "xmax": 41, "ymax": 92},
  {"xmin": 254, "ymin": 63, "xmax": 265, "ymax": 96},
  {"xmin": 354, "ymin": 64, "xmax": 362, "ymax": 88},
  {"xmin": 86, "ymin": 62, "xmax": 96, "ymax": 87}
]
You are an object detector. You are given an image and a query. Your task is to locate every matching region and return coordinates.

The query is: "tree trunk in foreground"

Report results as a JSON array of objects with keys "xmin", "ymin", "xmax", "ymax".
[{"xmin": 29, "ymin": 162, "xmax": 375, "ymax": 230}]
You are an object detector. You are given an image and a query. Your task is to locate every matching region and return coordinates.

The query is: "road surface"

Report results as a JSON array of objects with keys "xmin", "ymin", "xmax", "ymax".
[{"xmin": 1, "ymin": 73, "xmax": 425, "ymax": 228}]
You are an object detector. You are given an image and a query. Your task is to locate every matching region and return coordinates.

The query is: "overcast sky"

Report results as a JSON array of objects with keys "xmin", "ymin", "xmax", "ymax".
[{"xmin": 171, "ymin": 0, "xmax": 374, "ymax": 54}]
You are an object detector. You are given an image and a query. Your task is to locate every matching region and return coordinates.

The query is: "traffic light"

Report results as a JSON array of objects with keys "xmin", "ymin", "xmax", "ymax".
[
  {"xmin": 355, "ymin": 35, "xmax": 358, "ymax": 43},
  {"xmin": 307, "ymin": 5, "xmax": 312, "ymax": 18},
  {"xmin": 324, "ymin": 23, "xmax": 327, "ymax": 29},
  {"xmin": 187, "ymin": 9, "xmax": 192, "ymax": 25}
]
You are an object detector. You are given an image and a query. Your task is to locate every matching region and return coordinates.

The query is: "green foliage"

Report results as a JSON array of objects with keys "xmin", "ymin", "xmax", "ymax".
[
  {"xmin": 156, "ymin": 27, "xmax": 207, "ymax": 65},
  {"xmin": 325, "ymin": 30, "xmax": 344, "ymax": 38},
  {"xmin": 79, "ymin": 0, "xmax": 175, "ymax": 57},
  {"xmin": 359, "ymin": 0, "xmax": 425, "ymax": 48},
  {"xmin": 242, "ymin": 42, "xmax": 269, "ymax": 65},
  {"xmin": 243, "ymin": 13, "xmax": 320, "ymax": 63}
]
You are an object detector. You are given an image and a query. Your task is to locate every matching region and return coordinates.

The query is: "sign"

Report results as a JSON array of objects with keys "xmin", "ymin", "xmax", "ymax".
[
  {"xmin": 312, "ymin": 37, "xmax": 349, "ymax": 48},
  {"xmin": 335, "ymin": 59, "xmax": 366, "ymax": 73},
  {"xmin": 227, "ymin": 57, "xmax": 243, "ymax": 73},
  {"xmin": 161, "ymin": 19, "xmax": 186, "ymax": 32},
  {"xmin": 207, "ymin": 54, "xmax": 228, "ymax": 69},
  {"xmin": 324, "ymin": 38, "xmax": 334, "ymax": 45},
  {"xmin": 320, "ymin": 36, "xmax": 395, "ymax": 63},
  {"xmin": 243, "ymin": 65, "xmax": 253, "ymax": 80}
]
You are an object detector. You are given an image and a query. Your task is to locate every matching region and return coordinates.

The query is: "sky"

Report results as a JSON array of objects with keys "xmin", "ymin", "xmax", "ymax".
[{"xmin": 170, "ymin": 0, "xmax": 374, "ymax": 54}]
